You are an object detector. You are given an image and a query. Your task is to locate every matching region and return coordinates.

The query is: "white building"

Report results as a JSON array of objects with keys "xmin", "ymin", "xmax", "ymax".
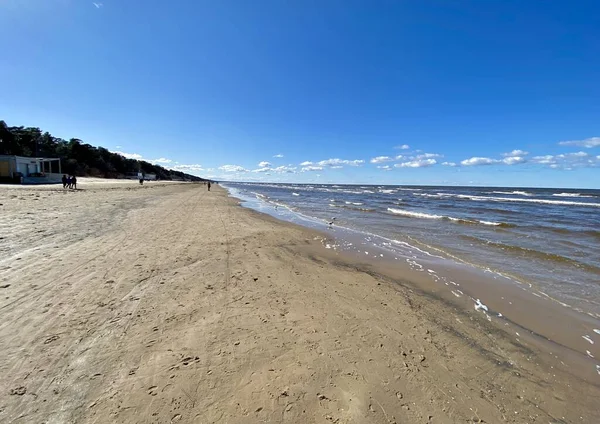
[{"xmin": 0, "ymin": 155, "xmax": 62, "ymax": 184}]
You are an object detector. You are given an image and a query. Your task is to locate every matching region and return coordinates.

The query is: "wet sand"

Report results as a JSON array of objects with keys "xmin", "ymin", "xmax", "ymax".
[{"xmin": 0, "ymin": 181, "xmax": 598, "ymax": 423}]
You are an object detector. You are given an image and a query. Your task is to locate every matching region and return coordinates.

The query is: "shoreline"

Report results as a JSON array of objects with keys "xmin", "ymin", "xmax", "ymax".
[
  {"xmin": 1, "ymin": 182, "xmax": 598, "ymax": 423},
  {"xmin": 227, "ymin": 184, "xmax": 600, "ymax": 381}
]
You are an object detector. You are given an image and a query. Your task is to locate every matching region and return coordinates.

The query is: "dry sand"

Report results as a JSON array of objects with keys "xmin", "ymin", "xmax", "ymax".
[{"xmin": 0, "ymin": 181, "xmax": 598, "ymax": 423}]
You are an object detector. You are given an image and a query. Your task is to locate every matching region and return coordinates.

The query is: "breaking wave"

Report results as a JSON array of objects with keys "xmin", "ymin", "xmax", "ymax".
[{"xmin": 387, "ymin": 208, "xmax": 514, "ymax": 227}]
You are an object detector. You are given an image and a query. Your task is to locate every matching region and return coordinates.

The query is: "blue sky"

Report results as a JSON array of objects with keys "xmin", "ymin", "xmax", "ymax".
[{"xmin": 1, "ymin": 1, "xmax": 599, "ymax": 188}]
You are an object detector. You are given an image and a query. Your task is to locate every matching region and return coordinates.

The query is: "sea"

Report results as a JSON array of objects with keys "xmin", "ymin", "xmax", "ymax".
[{"xmin": 224, "ymin": 183, "xmax": 600, "ymax": 319}]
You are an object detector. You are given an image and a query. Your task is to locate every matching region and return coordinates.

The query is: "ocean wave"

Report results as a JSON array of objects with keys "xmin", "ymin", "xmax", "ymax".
[
  {"xmin": 292, "ymin": 192, "xmax": 300, "ymax": 196},
  {"xmin": 459, "ymin": 236, "xmax": 600, "ymax": 274},
  {"xmin": 387, "ymin": 208, "xmax": 514, "ymax": 227},
  {"xmin": 413, "ymin": 193, "xmax": 452, "ymax": 198},
  {"xmin": 331, "ymin": 204, "xmax": 376, "ymax": 212},
  {"xmin": 379, "ymin": 189, "xmax": 396, "ymax": 194},
  {"xmin": 553, "ymin": 192, "xmax": 595, "ymax": 198},
  {"xmin": 251, "ymin": 192, "xmax": 268, "ymax": 199},
  {"xmin": 387, "ymin": 208, "xmax": 443, "ymax": 219},
  {"xmin": 456, "ymin": 194, "xmax": 600, "ymax": 208},
  {"xmin": 490, "ymin": 190, "xmax": 533, "ymax": 196},
  {"xmin": 583, "ymin": 230, "xmax": 600, "ymax": 240},
  {"xmin": 345, "ymin": 201, "xmax": 364, "ymax": 205}
]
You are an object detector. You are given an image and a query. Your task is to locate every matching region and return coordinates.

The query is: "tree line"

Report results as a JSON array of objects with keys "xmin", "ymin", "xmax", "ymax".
[{"xmin": 0, "ymin": 120, "xmax": 206, "ymax": 181}]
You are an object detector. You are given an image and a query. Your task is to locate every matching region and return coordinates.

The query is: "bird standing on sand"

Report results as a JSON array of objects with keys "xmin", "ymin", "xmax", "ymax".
[{"xmin": 328, "ymin": 217, "xmax": 336, "ymax": 227}]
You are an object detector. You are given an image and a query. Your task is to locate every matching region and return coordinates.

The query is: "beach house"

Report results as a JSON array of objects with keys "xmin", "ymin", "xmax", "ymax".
[{"xmin": 0, "ymin": 155, "xmax": 62, "ymax": 184}]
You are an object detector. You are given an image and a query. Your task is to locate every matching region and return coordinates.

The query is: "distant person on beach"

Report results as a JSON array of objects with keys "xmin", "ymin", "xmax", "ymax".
[
  {"xmin": 71, "ymin": 175, "xmax": 77, "ymax": 190},
  {"xmin": 62, "ymin": 175, "xmax": 67, "ymax": 188},
  {"xmin": 208, "ymin": 182, "xmax": 211, "ymax": 191},
  {"xmin": 66, "ymin": 175, "xmax": 72, "ymax": 189}
]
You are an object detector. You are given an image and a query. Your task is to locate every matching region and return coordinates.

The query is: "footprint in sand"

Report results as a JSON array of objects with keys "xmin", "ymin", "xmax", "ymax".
[
  {"xmin": 168, "ymin": 356, "xmax": 200, "ymax": 371},
  {"xmin": 10, "ymin": 386, "xmax": 27, "ymax": 396},
  {"xmin": 44, "ymin": 335, "xmax": 60, "ymax": 344},
  {"xmin": 148, "ymin": 386, "xmax": 158, "ymax": 396}
]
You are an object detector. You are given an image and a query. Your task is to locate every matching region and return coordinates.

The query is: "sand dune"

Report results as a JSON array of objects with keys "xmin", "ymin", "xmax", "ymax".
[{"xmin": 0, "ymin": 183, "xmax": 598, "ymax": 423}]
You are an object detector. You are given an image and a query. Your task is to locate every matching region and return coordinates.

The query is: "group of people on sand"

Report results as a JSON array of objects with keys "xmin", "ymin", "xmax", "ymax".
[{"xmin": 61, "ymin": 174, "xmax": 77, "ymax": 190}]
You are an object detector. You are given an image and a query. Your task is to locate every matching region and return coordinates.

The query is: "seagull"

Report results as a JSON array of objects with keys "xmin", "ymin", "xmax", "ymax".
[{"xmin": 327, "ymin": 217, "xmax": 336, "ymax": 227}]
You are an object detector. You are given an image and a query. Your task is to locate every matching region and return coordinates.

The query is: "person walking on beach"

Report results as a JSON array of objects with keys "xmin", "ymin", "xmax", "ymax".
[
  {"xmin": 62, "ymin": 174, "xmax": 67, "ymax": 189},
  {"xmin": 71, "ymin": 175, "xmax": 77, "ymax": 190},
  {"xmin": 207, "ymin": 181, "xmax": 211, "ymax": 191},
  {"xmin": 66, "ymin": 175, "xmax": 72, "ymax": 189}
]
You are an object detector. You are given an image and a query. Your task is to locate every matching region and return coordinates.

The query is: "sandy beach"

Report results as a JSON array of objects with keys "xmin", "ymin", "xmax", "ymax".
[{"xmin": 1, "ymin": 181, "xmax": 598, "ymax": 423}]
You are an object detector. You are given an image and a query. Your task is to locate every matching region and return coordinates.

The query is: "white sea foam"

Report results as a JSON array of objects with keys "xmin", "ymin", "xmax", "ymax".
[
  {"xmin": 553, "ymin": 192, "xmax": 594, "ymax": 198},
  {"xmin": 479, "ymin": 220, "xmax": 503, "ymax": 226},
  {"xmin": 474, "ymin": 299, "xmax": 489, "ymax": 312},
  {"xmin": 379, "ymin": 189, "xmax": 396, "ymax": 194},
  {"xmin": 456, "ymin": 194, "xmax": 600, "ymax": 207},
  {"xmin": 587, "ymin": 350, "xmax": 594, "ymax": 358},
  {"xmin": 582, "ymin": 335, "xmax": 594, "ymax": 344},
  {"xmin": 413, "ymin": 193, "xmax": 451, "ymax": 198},
  {"xmin": 594, "ymin": 329, "xmax": 600, "ymax": 335},
  {"xmin": 387, "ymin": 208, "xmax": 505, "ymax": 226},
  {"xmin": 490, "ymin": 190, "xmax": 532, "ymax": 196},
  {"xmin": 388, "ymin": 208, "xmax": 443, "ymax": 219}
]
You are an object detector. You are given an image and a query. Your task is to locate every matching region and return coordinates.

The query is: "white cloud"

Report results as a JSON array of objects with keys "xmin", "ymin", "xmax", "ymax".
[
  {"xmin": 219, "ymin": 165, "xmax": 248, "ymax": 172},
  {"xmin": 152, "ymin": 158, "xmax": 172, "ymax": 164},
  {"xmin": 395, "ymin": 155, "xmax": 405, "ymax": 160},
  {"xmin": 395, "ymin": 158, "xmax": 437, "ymax": 168},
  {"xmin": 502, "ymin": 156, "xmax": 526, "ymax": 165},
  {"xmin": 316, "ymin": 158, "xmax": 364, "ymax": 167},
  {"xmin": 112, "ymin": 151, "xmax": 143, "ymax": 160},
  {"xmin": 442, "ymin": 162, "xmax": 457, "ymax": 167},
  {"xmin": 415, "ymin": 153, "xmax": 442, "ymax": 159},
  {"xmin": 460, "ymin": 157, "xmax": 499, "ymax": 166},
  {"xmin": 93, "ymin": 2, "xmax": 103, "ymax": 8},
  {"xmin": 558, "ymin": 137, "xmax": 600, "ymax": 148},
  {"xmin": 171, "ymin": 164, "xmax": 204, "ymax": 172},
  {"xmin": 273, "ymin": 154, "xmax": 284, "ymax": 158},
  {"xmin": 330, "ymin": 165, "xmax": 343, "ymax": 169},
  {"xmin": 394, "ymin": 144, "xmax": 410, "ymax": 150},
  {"xmin": 301, "ymin": 165, "xmax": 324, "ymax": 172},
  {"xmin": 300, "ymin": 161, "xmax": 313, "ymax": 166},
  {"xmin": 258, "ymin": 161, "xmax": 272, "ymax": 168},
  {"xmin": 530, "ymin": 151, "xmax": 598, "ymax": 169},
  {"xmin": 377, "ymin": 165, "xmax": 392, "ymax": 171},
  {"xmin": 531, "ymin": 155, "xmax": 555, "ymax": 164},
  {"xmin": 272, "ymin": 165, "xmax": 296, "ymax": 173},
  {"xmin": 502, "ymin": 149, "xmax": 529, "ymax": 157},
  {"xmin": 252, "ymin": 167, "xmax": 271, "ymax": 173},
  {"xmin": 563, "ymin": 151, "xmax": 588, "ymax": 158},
  {"xmin": 370, "ymin": 156, "xmax": 392, "ymax": 164},
  {"xmin": 115, "ymin": 145, "xmax": 122, "ymax": 149}
]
